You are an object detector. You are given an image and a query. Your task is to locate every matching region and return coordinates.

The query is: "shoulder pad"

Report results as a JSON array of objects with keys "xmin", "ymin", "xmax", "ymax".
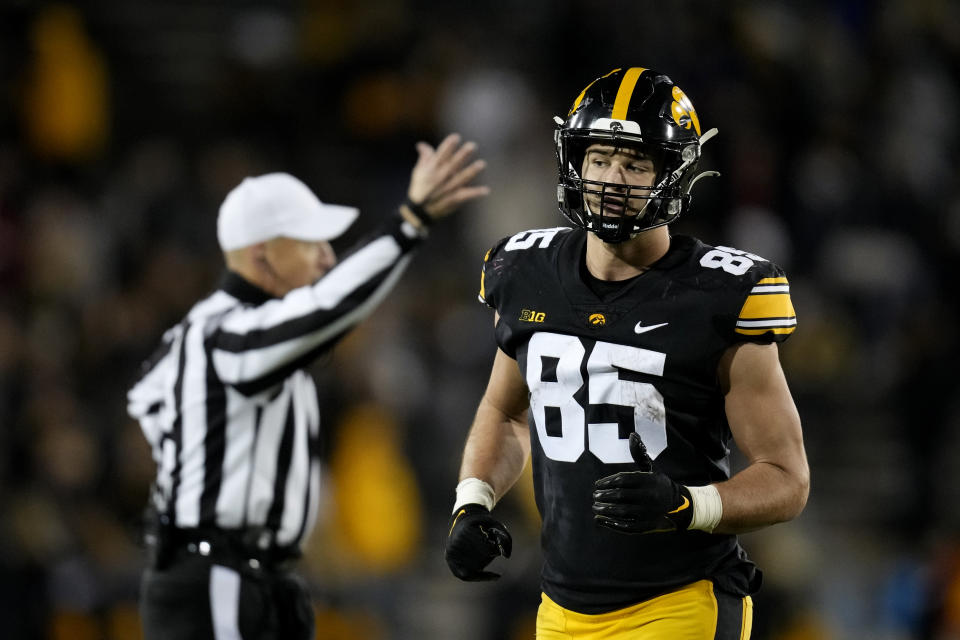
[
  {"xmin": 478, "ymin": 227, "xmax": 571, "ymax": 307},
  {"xmin": 694, "ymin": 243, "xmax": 796, "ymax": 342}
]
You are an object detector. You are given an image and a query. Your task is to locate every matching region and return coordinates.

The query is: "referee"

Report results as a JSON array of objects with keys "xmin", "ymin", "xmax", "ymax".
[{"xmin": 127, "ymin": 134, "xmax": 488, "ymax": 640}]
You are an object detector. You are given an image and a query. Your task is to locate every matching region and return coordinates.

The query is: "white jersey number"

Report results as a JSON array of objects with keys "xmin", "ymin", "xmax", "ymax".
[
  {"xmin": 504, "ymin": 227, "xmax": 566, "ymax": 251},
  {"xmin": 526, "ymin": 332, "xmax": 667, "ymax": 464},
  {"xmin": 699, "ymin": 246, "xmax": 766, "ymax": 276}
]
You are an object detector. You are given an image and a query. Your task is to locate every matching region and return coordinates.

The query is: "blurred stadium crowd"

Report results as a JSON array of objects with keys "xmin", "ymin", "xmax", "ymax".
[{"xmin": 1, "ymin": 1, "xmax": 959, "ymax": 639}]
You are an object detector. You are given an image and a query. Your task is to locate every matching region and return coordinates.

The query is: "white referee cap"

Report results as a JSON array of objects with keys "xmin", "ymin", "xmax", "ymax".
[{"xmin": 217, "ymin": 172, "xmax": 359, "ymax": 251}]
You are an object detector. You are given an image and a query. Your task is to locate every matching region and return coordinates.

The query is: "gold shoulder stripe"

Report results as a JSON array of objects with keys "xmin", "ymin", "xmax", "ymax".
[
  {"xmin": 568, "ymin": 68, "xmax": 621, "ymax": 116},
  {"xmin": 756, "ymin": 277, "xmax": 788, "ymax": 285},
  {"xmin": 739, "ymin": 293, "xmax": 795, "ymax": 321},
  {"xmin": 735, "ymin": 326, "xmax": 796, "ymax": 336},
  {"xmin": 478, "ymin": 249, "xmax": 491, "ymax": 301},
  {"xmin": 611, "ymin": 67, "xmax": 646, "ymax": 120}
]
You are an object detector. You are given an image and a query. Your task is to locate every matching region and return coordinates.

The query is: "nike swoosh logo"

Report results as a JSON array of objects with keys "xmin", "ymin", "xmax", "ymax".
[
  {"xmin": 668, "ymin": 496, "xmax": 690, "ymax": 514},
  {"xmin": 449, "ymin": 509, "xmax": 466, "ymax": 537},
  {"xmin": 634, "ymin": 321, "xmax": 669, "ymax": 334}
]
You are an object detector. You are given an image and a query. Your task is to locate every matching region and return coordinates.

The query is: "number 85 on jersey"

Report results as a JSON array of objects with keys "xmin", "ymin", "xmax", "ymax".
[{"xmin": 526, "ymin": 332, "xmax": 667, "ymax": 464}]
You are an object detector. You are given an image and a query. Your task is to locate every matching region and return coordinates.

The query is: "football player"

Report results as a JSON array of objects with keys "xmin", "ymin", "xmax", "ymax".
[{"xmin": 444, "ymin": 67, "xmax": 810, "ymax": 639}]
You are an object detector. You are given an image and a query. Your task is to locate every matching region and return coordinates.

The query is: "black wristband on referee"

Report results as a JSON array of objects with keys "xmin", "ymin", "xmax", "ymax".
[{"xmin": 402, "ymin": 198, "xmax": 434, "ymax": 227}]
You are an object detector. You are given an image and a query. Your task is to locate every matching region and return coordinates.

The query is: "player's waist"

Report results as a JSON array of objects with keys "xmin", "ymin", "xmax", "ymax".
[{"xmin": 538, "ymin": 531, "xmax": 753, "ymax": 613}]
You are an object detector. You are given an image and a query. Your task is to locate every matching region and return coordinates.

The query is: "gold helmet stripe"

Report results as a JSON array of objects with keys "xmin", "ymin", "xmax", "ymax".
[
  {"xmin": 611, "ymin": 67, "xmax": 647, "ymax": 120},
  {"xmin": 735, "ymin": 326, "xmax": 796, "ymax": 336},
  {"xmin": 568, "ymin": 68, "xmax": 622, "ymax": 117}
]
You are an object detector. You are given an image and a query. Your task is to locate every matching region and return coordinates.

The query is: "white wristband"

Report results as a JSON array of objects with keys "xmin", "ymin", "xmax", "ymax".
[
  {"xmin": 686, "ymin": 484, "xmax": 723, "ymax": 533},
  {"xmin": 453, "ymin": 478, "xmax": 496, "ymax": 513}
]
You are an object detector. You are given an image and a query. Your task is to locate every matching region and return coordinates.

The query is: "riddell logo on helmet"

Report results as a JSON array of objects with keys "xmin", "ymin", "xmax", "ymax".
[{"xmin": 670, "ymin": 86, "xmax": 701, "ymax": 136}]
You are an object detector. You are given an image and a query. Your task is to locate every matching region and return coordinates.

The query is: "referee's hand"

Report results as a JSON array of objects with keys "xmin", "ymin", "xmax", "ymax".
[
  {"xmin": 445, "ymin": 503, "xmax": 512, "ymax": 581},
  {"xmin": 406, "ymin": 134, "xmax": 490, "ymax": 221}
]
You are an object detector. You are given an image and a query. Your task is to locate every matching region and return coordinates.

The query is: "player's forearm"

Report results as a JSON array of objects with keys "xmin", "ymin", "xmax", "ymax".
[
  {"xmin": 710, "ymin": 459, "xmax": 809, "ymax": 534},
  {"xmin": 458, "ymin": 399, "xmax": 530, "ymax": 503}
]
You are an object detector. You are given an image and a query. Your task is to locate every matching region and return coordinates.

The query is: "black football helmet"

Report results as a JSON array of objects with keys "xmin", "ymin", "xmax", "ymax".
[{"xmin": 555, "ymin": 67, "xmax": 718, "ymax": 243}]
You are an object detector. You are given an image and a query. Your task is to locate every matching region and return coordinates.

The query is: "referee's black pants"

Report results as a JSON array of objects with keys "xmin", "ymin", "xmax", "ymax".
[{"xmin": 139, "ymin": 552, "xmax": 314, "ymax": 640}]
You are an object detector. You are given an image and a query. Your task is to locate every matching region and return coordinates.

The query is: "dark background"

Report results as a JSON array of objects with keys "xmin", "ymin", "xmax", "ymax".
[{"xmin": 1, "ymin": 1, "xmax": 959, "ymax": 638}]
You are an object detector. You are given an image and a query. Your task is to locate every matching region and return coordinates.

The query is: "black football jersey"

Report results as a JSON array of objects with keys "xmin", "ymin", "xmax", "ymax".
[{"xmin": 479, "ymin": 227, "xmax": 796, "ymax": 614}]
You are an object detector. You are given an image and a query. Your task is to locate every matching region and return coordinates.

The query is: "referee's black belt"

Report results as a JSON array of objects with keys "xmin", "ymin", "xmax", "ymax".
[{"xmin": 148, "ymin": 526, "xmax": 301, "ymax": 571}]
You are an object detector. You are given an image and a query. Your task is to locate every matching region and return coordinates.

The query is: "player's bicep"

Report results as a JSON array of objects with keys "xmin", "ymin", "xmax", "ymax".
[
  {"xmin": 481, "ymin": 345, "xmax": 530, "ymax": 426},
  {"xmin": 720, "ymin": 342, "xmax": 807, "ymax": 478}
]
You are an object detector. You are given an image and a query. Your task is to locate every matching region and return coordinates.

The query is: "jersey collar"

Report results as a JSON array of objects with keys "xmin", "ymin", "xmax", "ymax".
[
  {"xmin": 559, "ymin": 232, "xmax": 695, "ymax": 305},
  {"xmin": 218, "ymin": 270, "xmax": 274, "ymax": 305}
]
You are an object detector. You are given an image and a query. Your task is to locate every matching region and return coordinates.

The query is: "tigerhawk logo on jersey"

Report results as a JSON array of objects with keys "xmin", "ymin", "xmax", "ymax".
[
  {"xmin": 588, "ymin": 313, "xmax": 606, "ymax": 326},
  {"xmin": 520, "ymin": 309, "xmax": 546, "ymax": 323}
]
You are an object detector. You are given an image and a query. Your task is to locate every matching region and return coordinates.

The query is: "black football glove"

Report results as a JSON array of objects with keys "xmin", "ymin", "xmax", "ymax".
[
  {"xmin": 592, "ymin": 432, "xmax": 693, "ymax": 534},
  {"xmin": 445, "ymin": 503, "xmax": 512, "ymax": 581}
]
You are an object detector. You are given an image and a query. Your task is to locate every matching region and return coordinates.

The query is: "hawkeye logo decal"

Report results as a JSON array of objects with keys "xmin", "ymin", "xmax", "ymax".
[
  {"xmin": 588, "ymin": 313, "xmax": 606, "ymax": 326},
  {"xmin": 670, "ymin": 86, "xmax": 701, "ymax": 136},
  {"xmin": 634, "ymin": 321, "xmax": 669, "ymax": 334},
  {"xmin": 520, "ymin": 309, "xmax": 546, "ymax": 323}
]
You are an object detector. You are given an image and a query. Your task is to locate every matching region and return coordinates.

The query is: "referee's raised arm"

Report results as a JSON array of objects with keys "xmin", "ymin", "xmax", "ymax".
[
  {"xmin": 210, "ymin": 218, "xmax": 423, "ymax": 396},
  {"xmin": 127, "ymin": 134, "xmax": 487, "ymax": 640}
]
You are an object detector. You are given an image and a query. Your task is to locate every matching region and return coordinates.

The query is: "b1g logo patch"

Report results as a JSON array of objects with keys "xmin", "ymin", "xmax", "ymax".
[{"xmin": 520, "ymin": 309, "xmax": 546, "ymax": 323}]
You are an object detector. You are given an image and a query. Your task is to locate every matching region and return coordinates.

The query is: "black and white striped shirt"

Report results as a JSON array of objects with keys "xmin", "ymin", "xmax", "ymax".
[{"xmin": 128, "ymin": 217, "xmax": 421, "ymax": 550}]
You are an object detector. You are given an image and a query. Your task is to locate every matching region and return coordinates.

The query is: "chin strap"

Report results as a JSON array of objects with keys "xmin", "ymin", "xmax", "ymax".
[
  {"xmin": 685, "ymin": 127, "xmax": 721, "ymax": 195},
  {"xmin": 687, "ymin": 170, "xmax": 721, "ymax": 193},
  {"xmin": 665, "ymin": 127, "xmax": 721, "ymax": 191}
]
